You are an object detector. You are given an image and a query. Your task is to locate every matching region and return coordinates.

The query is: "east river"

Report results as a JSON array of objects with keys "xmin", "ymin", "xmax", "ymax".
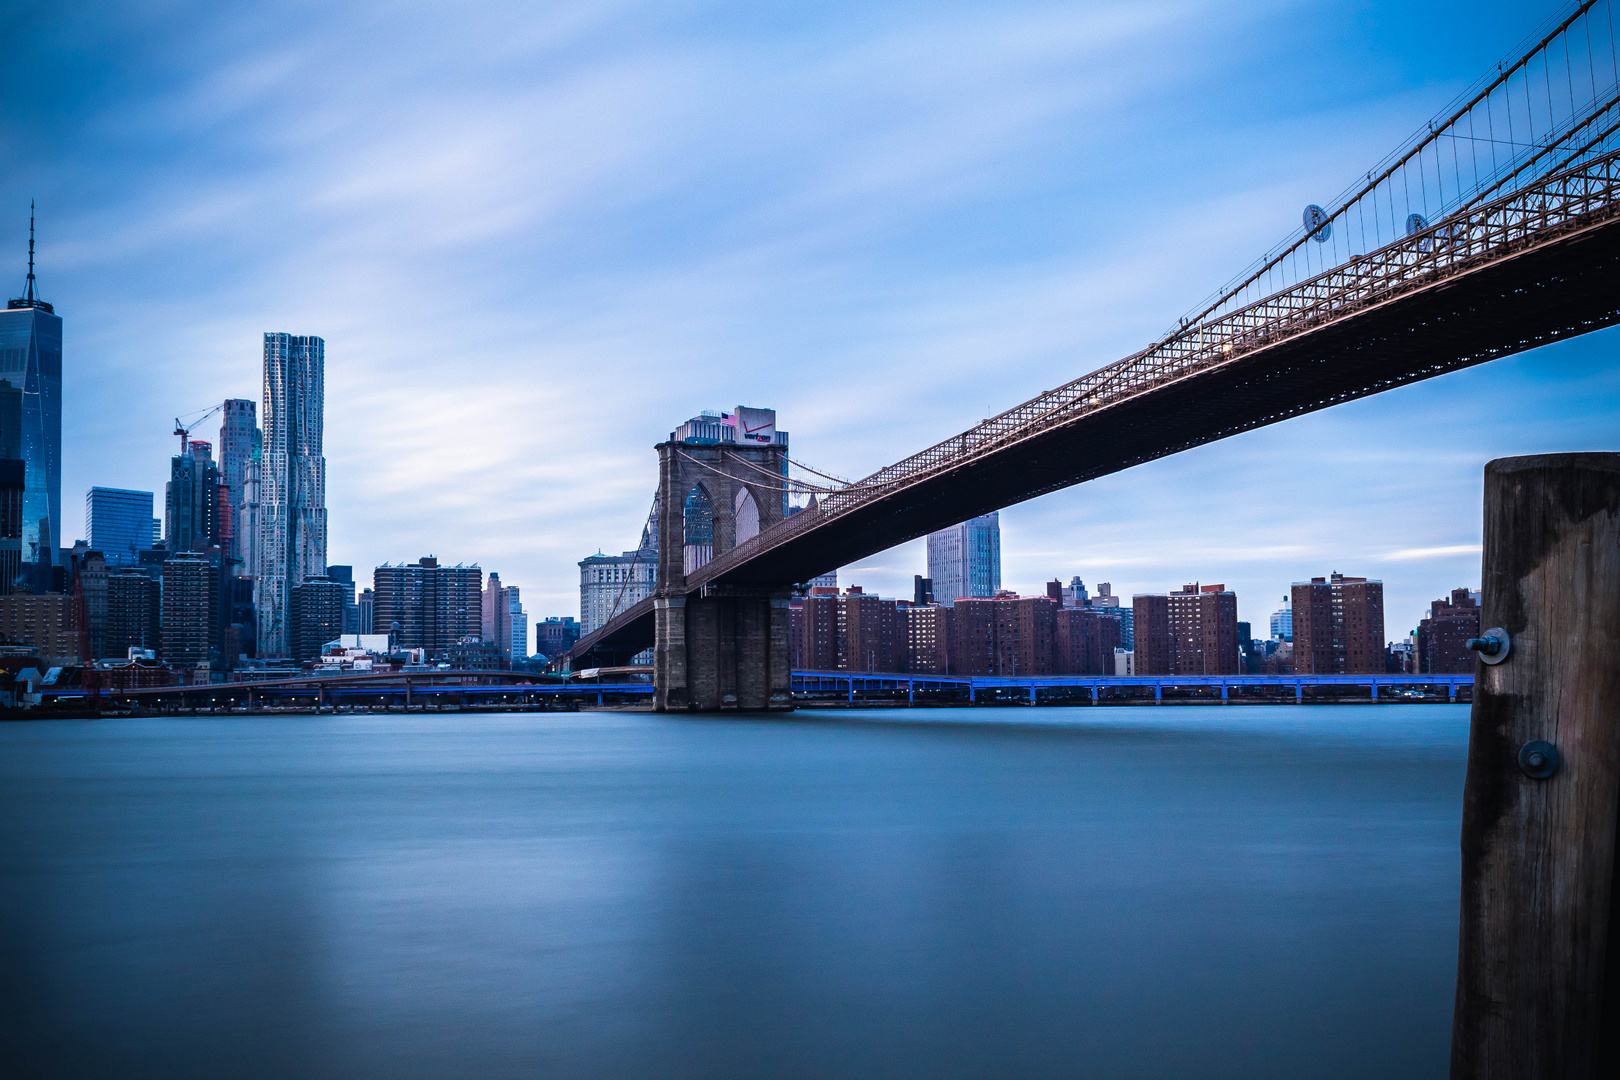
[{"xmin": 0, "ymin": 705, "xmax": 1467, "ymax": 1078}]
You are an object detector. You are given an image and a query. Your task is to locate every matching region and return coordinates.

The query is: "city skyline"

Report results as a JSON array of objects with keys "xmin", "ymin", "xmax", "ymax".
[{"xmin": 7, "ymin": 0, "xmax": 1617, "ymax": 640}]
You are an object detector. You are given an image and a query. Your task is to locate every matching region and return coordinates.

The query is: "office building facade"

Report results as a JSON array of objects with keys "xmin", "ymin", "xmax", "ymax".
[
  {"xmin": 259, "ymin": 333, "xmax": 327, "ymax": 656},
  {"xmin": 0, "ymin": 457, "xmax": 21, "ymax": 595},
  {"xmin": 926, "ymin": 513, "xmax": 1000, "ymax": 605},
  {"xmin": 579, "ymin": 544, "xmax": 656, "ymax": 635},
  {"xmin": 327, "ymin": 564, "xmax": 358, "ymax": 633},
  {"xmin": 1269, "ymin": 596, "xmax": 1293, "ymax": 641},
  {"xmin": 86, "ymin": 487, "xmax": 154, "ymax": 567}
]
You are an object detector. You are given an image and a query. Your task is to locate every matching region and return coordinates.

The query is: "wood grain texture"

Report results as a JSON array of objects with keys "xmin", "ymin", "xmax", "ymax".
[{"xmin": 1451, "ymin": 453, "xmax": 1620, "ymax": 1079}]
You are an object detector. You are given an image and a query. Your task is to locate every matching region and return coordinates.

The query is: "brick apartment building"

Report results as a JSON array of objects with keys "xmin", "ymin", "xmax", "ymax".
[
  {"xmin": 1292, "ymin": 572, "xmax": 1386, "ymax": 674},
  {"xmin": 948, "ymin": 594, "xmax": 1055, "ymax": 676},
  {"xmin": 1054, "ymin": 607, "xmax": 1121, "ymax": 675},
  {"xmin": 1416, "ymin": 588, "xmax": 1481, "ymax": 673},
  {"xmin": 1134, "ymin": 584, "xmax": 1239, "ymax": 675}
]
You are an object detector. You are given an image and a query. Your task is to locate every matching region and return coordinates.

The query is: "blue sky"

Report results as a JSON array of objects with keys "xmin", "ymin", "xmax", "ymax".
[{"xmin": 4, "ymin": 0, "xmax": 1615, "ymax": 639}]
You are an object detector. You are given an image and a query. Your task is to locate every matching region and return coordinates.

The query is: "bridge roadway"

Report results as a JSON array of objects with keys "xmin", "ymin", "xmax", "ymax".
[
  {"xmin": 571, "ymin": 149, "xmax": 1620, "ymax": 666},
  {"xmin": 42, "ymin": 670, "xmax": 1472, "ymax": 710}
]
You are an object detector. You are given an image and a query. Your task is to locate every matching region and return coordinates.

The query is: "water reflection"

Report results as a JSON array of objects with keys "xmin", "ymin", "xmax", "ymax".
[{"xmin": 0, "ymin": 706, "xmax": 1467, "ymax": 1079}]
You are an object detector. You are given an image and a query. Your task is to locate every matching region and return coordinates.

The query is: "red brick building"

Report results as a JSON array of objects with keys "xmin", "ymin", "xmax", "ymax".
[
  {"xmin": 1054, "ymin": 608, "xmax": 1121, "ymax": 675},
  {"xmin": 798, "ymin": 588, "xmax": 841, "ymax": 670},
  {"xmin": 947, "ymin": 594, "xmax": 1055, "ymax": 676},
  {"xmin": 1292, "ymin": 573, "xmax": 1385, "ymax": 674},
  {"xmin": 1130, "ymin": 594, "xmax": 1172, "ymax": 675},
  {"xmin": 1416, "ymin": 588, "xmax": 1480, "ymax": 673},
  {"xmin": 1135, "ymin": 584, "xmax": 1238, "ymax": 675},
  {"xmin": 901, "ymin": 605, "xmax": 950, "ymax": 674},
  {"xmin": 839, "ymin": 589, "xmax": 900, "ymax": 672}
]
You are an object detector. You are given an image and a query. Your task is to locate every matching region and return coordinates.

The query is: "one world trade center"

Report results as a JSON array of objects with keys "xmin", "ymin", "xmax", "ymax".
[{"xmin": 0, "ymin": 205, "xmax": 62, "ymax": 590}]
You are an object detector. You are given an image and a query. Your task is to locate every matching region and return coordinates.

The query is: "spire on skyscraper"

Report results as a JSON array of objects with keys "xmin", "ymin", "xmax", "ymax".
[{"xmin": 8, "ymin": 202, "xmax": 52, "ymax": 314}]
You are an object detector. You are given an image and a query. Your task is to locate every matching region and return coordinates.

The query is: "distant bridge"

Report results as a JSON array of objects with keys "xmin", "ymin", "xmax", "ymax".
[
  {"xmin": 567, "ymin": 1, "xmax": 1620, "ymax": 710},
  {"xmin": 34, "ymin": 670, "xmax": 1471, "ymax": 712}
]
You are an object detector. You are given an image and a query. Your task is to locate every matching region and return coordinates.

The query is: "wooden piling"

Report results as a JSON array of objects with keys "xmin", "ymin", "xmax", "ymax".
[{"xmin": 1451, "ymin": 453, "xmax": 1620, "ymax": 1078}]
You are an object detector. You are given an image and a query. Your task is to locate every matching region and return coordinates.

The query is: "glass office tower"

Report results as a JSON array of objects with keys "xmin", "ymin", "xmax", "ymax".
[
  {"xmin": 86, "ymin": 487, "xmax": 155, "ymax": 567},
  {"xmin": 1, "ymin": 213, "xmax": 61, "ymax": 578},
  {"xmin": 925, "ymin": 512, "xmax": 1001, "ymax": 605}
]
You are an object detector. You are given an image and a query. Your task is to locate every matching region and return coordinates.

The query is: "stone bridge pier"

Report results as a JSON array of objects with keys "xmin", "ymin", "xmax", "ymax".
[{"xmin": 652, "ymin": 437, "xmax": 794, "ymax": 711}]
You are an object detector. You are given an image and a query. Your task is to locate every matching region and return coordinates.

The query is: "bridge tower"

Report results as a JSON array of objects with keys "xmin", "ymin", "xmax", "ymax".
[{"xmin": 652, "ymin": 433, "xmax": 794, "ymax": 711}]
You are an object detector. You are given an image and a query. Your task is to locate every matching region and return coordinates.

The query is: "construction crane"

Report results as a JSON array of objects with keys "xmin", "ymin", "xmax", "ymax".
[{"xmin": 173, "ymin": 403, "xmax": 223, "ymax": 456}]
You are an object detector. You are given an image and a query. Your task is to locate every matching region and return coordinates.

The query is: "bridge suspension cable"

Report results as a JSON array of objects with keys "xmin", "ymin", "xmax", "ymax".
[
  {"xmin": 600, "ymin": 494, "xmax": 658, "ymax": 626},
  {"xmin": 1180, "ymin": 0, "xmax": 1620, "ymax": 332}
]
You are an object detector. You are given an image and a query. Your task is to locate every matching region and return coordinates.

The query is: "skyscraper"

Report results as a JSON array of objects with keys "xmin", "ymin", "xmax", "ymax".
[
  {"xmin": 482, "ymin": 572, "xmax": 527, "ymax": 664},
  {"xmin": 218, "ymin": 399, "xmax": 258, "ymax": 562},
  {"xmin": 1, "ymin": 207, "xmax": 62, "ymax": 581},
  {"xmin": 86, "ymin": 487, "xmax": 155, "ymax": 567},
  {"xmin": 259, "ymin": 333, "xmax": 327, "ymax": 656},
  {"xmin": 165, "ymin": 440, "xmax": 220, "ymax": 554},
  {"xmin": 926, "ymin": 513, "xmax": 1000, "ymax": 605}
]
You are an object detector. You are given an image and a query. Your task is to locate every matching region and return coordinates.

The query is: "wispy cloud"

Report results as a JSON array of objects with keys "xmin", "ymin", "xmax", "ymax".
[
  {"xmin": 3, "ymin": 0, "xmax": 1611, "ymax": 636},
  {"xmin": 1379, "ymin": 545, "xmax": 1482, "ymax": 562}
]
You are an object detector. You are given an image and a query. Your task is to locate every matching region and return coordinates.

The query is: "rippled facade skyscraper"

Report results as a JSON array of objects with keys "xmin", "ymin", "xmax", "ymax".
[
  {"xmin": 0, "ymin": 209, "xmax": 61, "ymax": 579},
  {"xmin": 257, "ymin": 333, "xmax": 326, "ymax": 656}
]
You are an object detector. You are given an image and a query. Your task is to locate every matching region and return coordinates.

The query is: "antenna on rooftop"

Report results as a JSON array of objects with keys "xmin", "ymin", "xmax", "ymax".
[{"xmin": 24, "ymin": 201, "xmax": 36, "ymax": 304}]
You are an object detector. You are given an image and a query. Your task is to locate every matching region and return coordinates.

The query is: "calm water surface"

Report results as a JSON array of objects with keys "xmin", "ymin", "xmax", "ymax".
[{"xmin": 0, "ymin": 705, "xmax": 1468, "ymax": 1079}]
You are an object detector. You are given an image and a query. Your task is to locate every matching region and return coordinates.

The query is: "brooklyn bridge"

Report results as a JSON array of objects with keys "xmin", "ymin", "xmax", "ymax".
[{"xmin": 566, "ymin": 0, "xmax": 1620, "ymax": 710}]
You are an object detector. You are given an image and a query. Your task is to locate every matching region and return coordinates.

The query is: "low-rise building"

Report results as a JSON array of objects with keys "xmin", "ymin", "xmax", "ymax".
[
  {"xmin": 0, "ymin": 593, "xmax": 76, "ymax": 663},
  {"xmin": 534, "ymin": 616, "xmax": 580, "ymax": 660}
]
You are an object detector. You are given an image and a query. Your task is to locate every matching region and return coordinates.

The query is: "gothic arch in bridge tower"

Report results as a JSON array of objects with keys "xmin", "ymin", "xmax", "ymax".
[
  {"xmin": 683, "ymin": 483, "xmax": 714, "ymax": 576},
  {"xmin": 733, "ymin": 487, "xmax": 760, "ymax": 546}
]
